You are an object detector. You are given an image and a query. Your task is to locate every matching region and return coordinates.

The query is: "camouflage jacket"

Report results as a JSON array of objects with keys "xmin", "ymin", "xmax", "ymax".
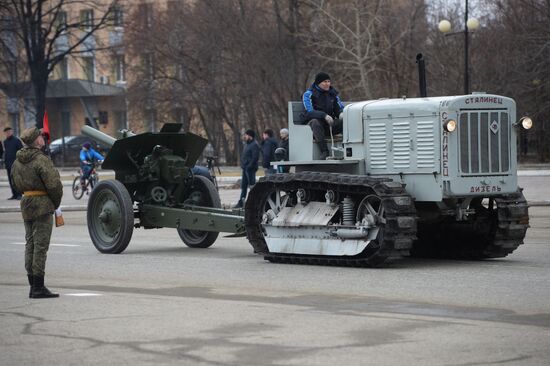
[{"xmin": 11, "ymin": 147, "xmax": 63, "ymax": 220}]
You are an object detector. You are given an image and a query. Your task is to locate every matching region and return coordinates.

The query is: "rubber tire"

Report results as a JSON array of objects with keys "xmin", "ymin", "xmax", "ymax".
[
  {"xmin": 72, "ymin": 176, "xmax": 84, "ymax": 200},
  {"xmin": 177, "ymin": 175, "xmax": 221, "ymax": 248},
  {"xmin": 87, "ymin": 180, "xmax": 134, "ymax": 254}
]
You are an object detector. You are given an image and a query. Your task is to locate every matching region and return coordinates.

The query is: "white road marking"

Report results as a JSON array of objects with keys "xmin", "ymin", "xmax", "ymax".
[
  {"xmin": 9, "ymin": 242, "xmax": 80, "ymax": 247},
  {"xmin": 64, "ymin": 293, "xmax": 103, "ymax": 297}
]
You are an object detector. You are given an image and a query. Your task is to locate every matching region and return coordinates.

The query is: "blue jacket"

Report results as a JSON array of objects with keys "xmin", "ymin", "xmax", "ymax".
[
  {"xmin": 80, "ymin": 148, "xmax": 104, "ymax": 164},
  {"xmin": 240, "ymin": 139, "xmax": 260, "ymax": 171},
  {"xmin": 301, "ymin": 83, "xmax": 344, "ymax": 123},
  {"xmin": 261, "ymin": 137, "xmax": 278, "ymax": 168},
  {"xmin": 3, "ymin": 135, "xmax": 23, "ymax": 168}
]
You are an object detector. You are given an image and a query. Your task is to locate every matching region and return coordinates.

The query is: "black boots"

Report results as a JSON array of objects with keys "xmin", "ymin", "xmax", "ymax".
[
  {"xmin": 27, "ymin": 275, "xmax": 33, "ymax": 298},
  {"xmin": 30, "ymin": 275, "xmax": 59, "ymax": 299}
]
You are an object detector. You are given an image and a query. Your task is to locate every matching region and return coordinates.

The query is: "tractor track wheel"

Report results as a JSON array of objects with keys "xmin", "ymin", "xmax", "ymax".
[
  {"xmin": 87, "ymin": 180, "xmax": 134, "ymax": 254},
  {"xmin": 177, "ymin": 175, "xmax": 221, "ymax": 248},
  {"xmin": 412, "ymin": 190, "xmax": 529, "ymax": 259}
]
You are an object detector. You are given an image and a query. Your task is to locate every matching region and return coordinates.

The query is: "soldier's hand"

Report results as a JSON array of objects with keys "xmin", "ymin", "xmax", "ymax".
[
  {"xmin": 339, "ymin": 112, "xmax": 343, "ymax": 121},
  {"xmin": 325, "ymin": 115, "xmax": 334, "ymax": 126}
]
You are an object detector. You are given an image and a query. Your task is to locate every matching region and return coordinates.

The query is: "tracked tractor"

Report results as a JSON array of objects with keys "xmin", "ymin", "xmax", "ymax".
[{"xmin": 245, "ymin": 94, "xmax": 532, "ymax": 266}]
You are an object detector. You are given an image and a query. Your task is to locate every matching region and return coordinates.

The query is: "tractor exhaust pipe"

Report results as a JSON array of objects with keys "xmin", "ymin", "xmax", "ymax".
[{"xmin": 416, "ymin": 53, "xmax": 427, "ymax": 97}]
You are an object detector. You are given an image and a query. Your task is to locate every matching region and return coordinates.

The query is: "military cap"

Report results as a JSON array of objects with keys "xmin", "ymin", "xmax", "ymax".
[{"xmin": 20, "ymin": 127, "xmax": 42, "ymax": 145}]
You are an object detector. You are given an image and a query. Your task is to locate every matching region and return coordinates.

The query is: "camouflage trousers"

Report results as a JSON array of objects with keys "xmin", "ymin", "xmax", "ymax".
[{"xmin": 24, "ymin": 213, "xmax": 53, "ymax": 277}]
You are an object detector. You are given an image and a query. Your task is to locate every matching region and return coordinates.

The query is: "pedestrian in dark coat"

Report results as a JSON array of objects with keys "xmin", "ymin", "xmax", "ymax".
[
  {"xmin": 11, "ymin": 127, "xmax": 63, "ymax": 299},
  {"xmin": 301, "ymin": 72, "xmax": 344, "ymax": 159},
  {"xmin": 235, "ymin": 129, "xmax": 260, "ymax": 208},
  {"xmin": 0, "ymin": 136, "xmax": 4, "ymax": 161},
  {"xmin": 261, "ymin": 128, "xmax": 278, "ymax": 175},
  {"xmin": 3, "ymin": 127, "xmax": 23, "ymax": 199},
  {"xmin": 278, "ymin": 128, "xmax": 290, "ymax": 173}
]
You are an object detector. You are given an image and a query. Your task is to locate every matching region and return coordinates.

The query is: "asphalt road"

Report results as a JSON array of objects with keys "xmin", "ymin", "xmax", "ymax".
[{"xmin": 1, "ymin": 181, "xmax": 550, "ymax": 365}]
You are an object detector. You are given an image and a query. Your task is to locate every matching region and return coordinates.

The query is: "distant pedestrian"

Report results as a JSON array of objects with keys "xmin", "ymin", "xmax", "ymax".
[
  {"xmin": 11, "ymin": 127, "xmax": 63, "ymax": 299},
  {"xmin": 278, "ymin": 128, "xmax": 290, "ymax": 173},
  {"xmin": 235, "ymin": 129, "xmax": 260, "ymax": 208},
  {"xmin": 261, "ymin": 128, "xmax": 278, "ymax": 175},
  {"xmin": 0, "ymin": 135, "xmax": 4, "ymax": 161},
  {"xmin": 3, "ymin": 127, "xmax": 23, "ymax": 200}
]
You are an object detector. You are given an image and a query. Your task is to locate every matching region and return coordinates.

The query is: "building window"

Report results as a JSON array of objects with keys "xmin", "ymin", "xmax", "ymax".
[
  {"xmin": 82, "ymin": 56, "xmax": 94, "ymax": 81},
  {"xmin": 111, "ymin": 6, "xmax": 124, "ymax": 27},
  {"xmin": 115, "ymin": 55, "xmax": 125, "ymax": 82},
  {"xmin": 58, "ymin": 57, "xmax": 69, "ymax": 80},
  {"xmin": 61, "ymin": 111, "xmax": 71, "ymax": 136},
  {"xmin": 98, "ymin": 111, "xmax": 108, "ymax": 125},
  {"xmin": 55, "ymin": 11, "xmax": 67, "ymax": 32},
  {"xmin": 80, "ymin": 9, "xmax": 94, "ymax": 31},
  {"xmin": 8, "ymin": 61, "xmax": 17, "ymax": 83}
]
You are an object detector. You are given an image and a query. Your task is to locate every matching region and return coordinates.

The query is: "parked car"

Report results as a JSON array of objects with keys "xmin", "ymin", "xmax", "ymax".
[{"xmin": 49, "ymin": 135, "xmax": 110, "ymax": 166}]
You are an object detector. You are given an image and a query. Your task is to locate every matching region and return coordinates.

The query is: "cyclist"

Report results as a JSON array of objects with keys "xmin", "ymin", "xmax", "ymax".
[{"xmin": 79, "ymin": 142, "xmax": 104, "ymax": 188}]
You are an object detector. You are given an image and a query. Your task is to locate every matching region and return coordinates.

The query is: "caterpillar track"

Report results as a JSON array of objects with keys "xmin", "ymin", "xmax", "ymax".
[
  {"xmin": 244, "ymin": 172, "xmax": 417, "ymax": 267},
  {"xmin": 412, "ymin": 190, "xmax": 529, "ymax": 259}
]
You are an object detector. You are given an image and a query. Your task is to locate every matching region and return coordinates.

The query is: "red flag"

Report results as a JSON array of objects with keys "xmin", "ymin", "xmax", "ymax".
[{"xmin": 43, "ymin": 110, "xmax": 51, "ymax": 143}]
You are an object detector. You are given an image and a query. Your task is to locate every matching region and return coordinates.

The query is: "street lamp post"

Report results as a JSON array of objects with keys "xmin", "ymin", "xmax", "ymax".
[{"xmin": 438, "ymin": 0, "xmax": 480, "ymax": 94}]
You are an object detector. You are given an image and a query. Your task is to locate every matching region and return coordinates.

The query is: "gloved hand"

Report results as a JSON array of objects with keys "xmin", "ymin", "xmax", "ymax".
[
  {"xmin": 325, "ymin": 114, "xmax": 334, "ymax": 126},
  {"xmin": 339, "ymin": 112, "xmax": 343, "ymax": 121}
]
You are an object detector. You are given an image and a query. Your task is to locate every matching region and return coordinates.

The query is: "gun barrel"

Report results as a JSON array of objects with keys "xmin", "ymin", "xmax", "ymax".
[{"xmin": 81, "ymin": 125, "xmax": 117, "ymax": 148}]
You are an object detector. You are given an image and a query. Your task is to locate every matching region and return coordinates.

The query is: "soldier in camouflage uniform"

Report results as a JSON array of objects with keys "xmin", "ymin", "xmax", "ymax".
[{"xmin": 11, "ymin": 127, "xmax": 63, "ymax": 299}]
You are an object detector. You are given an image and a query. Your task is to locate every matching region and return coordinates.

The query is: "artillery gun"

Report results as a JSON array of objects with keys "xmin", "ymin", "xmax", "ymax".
[
  {"xmin": 82, "ymin": 124, "xmax": 245, "ymax": 254},
  {"xmin": 245, "ymin": 94, "xmax": 531, "ymax": 266}
]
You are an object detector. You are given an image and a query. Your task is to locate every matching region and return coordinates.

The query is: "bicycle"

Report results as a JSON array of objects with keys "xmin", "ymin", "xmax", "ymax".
[
  {"xmin": 72, "ymin": 161, "xmax": 100, "ymax": 199},
  {"xmin": 205, "ymin": 156, "xmax": 221, "ymax": 190}
]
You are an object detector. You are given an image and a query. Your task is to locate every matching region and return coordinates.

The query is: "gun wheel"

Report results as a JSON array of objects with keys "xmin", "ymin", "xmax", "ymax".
[
  {"xmin": 87, "ymin": 180, "xmax": 134, "ymax": 254},
  {"xmin": 177, "ymin": 175, "xmax": 221, "ymax": 248}
]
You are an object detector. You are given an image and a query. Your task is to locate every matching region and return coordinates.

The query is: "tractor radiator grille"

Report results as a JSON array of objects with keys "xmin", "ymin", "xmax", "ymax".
[{"xmin": 459, "ymin": 110, "xmax": 510, "ymax": 175}]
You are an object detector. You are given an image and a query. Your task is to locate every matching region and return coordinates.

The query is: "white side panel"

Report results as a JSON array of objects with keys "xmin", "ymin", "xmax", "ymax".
[
  {"xmin": 416, "ymin": 120, "xmax": 436, "ymax": 169},
  {"xmin": 265, "ymin": 237, "xmax": 369, "ymax": 256}
]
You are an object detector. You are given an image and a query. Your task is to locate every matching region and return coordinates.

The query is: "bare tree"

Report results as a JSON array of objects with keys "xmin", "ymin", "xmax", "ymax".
[
  {"xmin": 125, "ymin": 0, "xmax": 312, "ymax": 164},
  {"xmin": 300, "ymin": 0, "xmax": 428, "ymax": 99}
]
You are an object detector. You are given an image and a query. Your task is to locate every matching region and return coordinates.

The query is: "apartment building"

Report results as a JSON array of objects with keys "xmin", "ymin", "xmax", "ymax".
[{"xmin": 0, "ymin": 0, "xmax": 173, "ymax": 141}]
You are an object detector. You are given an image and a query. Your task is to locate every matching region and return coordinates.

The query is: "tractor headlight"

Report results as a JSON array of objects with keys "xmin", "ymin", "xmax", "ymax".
[
  {"xmin": 444, "ymin": 119, "xmax": 457, "ymax": 132},
  {"xmin": 519, "ymin": 116, "xmax": 533, "ymax": 130}
]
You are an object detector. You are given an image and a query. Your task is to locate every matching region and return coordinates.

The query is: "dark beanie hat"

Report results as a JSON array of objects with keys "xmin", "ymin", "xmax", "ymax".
[
  {"xmin": 314, "ymin": 72, "xmax": 331, "ymax": 85},
  {"xmin": 245, "ymin": 129, "xmax": 255, "ymax": 138}
]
